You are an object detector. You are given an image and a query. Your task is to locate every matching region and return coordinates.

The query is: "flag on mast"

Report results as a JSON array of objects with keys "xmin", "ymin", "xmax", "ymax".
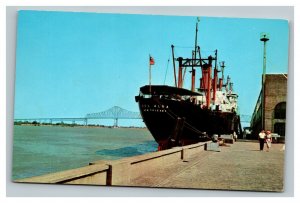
[{"xmin": 149, "ymin": 55, "xmax": 155, "ymax": 65}]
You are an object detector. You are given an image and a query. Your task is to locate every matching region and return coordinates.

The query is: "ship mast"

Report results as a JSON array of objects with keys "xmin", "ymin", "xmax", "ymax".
[
  {"xmin": 171, "ymin": 17, "xmax": 220, "ymax": 109},
  {"xmin": 219, "ymin": 61, "xmax": 225, "ymax": 90},
  {"xmin": 171, "ymin": 45, "xmax": 177, "ymax": 87},
  {"xmin": 191, "ymin": 17, "xmax": 200, "ymax": 92},
  {"xmin": 212, "ymin": 50, "xmax": 218, "ymax": 104}
]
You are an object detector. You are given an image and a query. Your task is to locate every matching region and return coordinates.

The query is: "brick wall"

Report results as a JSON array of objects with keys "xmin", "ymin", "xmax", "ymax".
[
  {"xmin": 264, "ymin": 74, "xmax": 287, "ymax": 132},
  {"xmin": 250, "ymin": 74, "xmax": 287, "ymax": 138}
]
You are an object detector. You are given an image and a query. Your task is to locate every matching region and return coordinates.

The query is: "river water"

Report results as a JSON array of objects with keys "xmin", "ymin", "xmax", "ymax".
[{"xmin": 12, "ymin": 125, "xmax": 157, "ymax": 180}]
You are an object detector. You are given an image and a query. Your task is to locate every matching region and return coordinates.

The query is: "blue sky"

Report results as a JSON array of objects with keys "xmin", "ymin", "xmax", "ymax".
[{"xmin": 14, "ymin": 11, "xmax": 289, "ymax": 127}]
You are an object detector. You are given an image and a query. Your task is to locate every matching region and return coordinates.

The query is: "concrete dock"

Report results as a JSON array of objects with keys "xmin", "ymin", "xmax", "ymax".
[
  {"xmin": 16, "ymin": 140, "xmax": 285, "ymax": 192},
  {"xmin": 130, "ymin": 141, "xmax": 285, "ymax": 192}
]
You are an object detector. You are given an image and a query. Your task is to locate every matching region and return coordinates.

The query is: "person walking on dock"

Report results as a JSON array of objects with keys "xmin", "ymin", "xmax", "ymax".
[
  {"xmin": 258, "ymin": 130, "xmax": 266, "ymax": 151},
  {"xmin": 265, "ymin": 130, "xmax": 272, "ymax": 152}
]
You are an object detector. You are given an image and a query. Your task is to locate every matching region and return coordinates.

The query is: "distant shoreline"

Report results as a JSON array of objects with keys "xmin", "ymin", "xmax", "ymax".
[{"xmin": 14, "ymin": 122, "xmax": 147, "ymax": 130}]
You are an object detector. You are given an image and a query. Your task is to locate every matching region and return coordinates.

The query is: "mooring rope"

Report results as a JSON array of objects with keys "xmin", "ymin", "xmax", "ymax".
[{"xmin": 153, "ymin": 99, "xmax": 206, "ymax": 135}]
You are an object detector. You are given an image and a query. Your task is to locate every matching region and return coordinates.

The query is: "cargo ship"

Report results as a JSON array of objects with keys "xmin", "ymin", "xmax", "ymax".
[{"xmin": 135, "ymin": 19, "xmax": 242, "ymax": 150}]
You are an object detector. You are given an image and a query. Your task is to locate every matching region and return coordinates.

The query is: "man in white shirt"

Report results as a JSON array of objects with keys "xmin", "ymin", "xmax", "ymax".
[{"xmin": 258, "ymin": 130, "xmax": 266, "ymax": 151}]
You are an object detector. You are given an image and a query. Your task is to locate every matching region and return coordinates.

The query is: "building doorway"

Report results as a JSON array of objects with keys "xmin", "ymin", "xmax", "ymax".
[{"xmin": 274, "ymin": 122, "xmax": 285, "ymax": 137}]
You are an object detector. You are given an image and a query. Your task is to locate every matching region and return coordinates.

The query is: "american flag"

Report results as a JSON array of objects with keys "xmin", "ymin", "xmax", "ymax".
[{"xmin": 149, "ymin": 56, "xmax": 155, "ymax": 65}]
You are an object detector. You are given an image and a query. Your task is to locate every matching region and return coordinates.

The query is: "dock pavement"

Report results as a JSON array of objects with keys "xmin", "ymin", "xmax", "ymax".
[{"xmin": 130, "ymin": 140, "xmax": 285, "ymax": 192}]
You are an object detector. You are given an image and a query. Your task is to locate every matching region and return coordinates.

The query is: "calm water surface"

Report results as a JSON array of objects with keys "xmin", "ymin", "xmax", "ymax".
[{"xmin": 12, "ymin": 126, "xmax": 157, "ymax": 180}]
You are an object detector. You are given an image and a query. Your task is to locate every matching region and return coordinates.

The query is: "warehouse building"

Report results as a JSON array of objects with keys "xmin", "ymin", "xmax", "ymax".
[{"xmin": 250, "ymin": 74, "xmax": 287, "ymax": 140}]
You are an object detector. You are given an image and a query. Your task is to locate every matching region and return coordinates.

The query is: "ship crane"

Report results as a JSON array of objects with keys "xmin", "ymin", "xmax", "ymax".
[
  {"xmin": 170, "ymin": 18, "xmax": 225, "ymax": 109},
  {"xmin": 172, "ymin": 48, "xmax": 220, "ymax": 108}
]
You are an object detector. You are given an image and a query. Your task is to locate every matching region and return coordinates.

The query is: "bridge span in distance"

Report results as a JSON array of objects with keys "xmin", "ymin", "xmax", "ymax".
[{"xmin": 14, "ymin": 106, "xmax": 251, "ymax": 127}]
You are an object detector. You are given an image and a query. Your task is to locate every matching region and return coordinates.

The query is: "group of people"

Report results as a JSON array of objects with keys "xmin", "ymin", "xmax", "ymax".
[{"xmin": 258, "ymin": 130, "xmax": 272, "ymax": 152}]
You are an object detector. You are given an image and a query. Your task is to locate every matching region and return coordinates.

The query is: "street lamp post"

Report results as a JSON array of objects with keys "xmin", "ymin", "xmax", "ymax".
[{"xmin": 260, "ymin": 33, "xmax": 270, "ymax": 130}]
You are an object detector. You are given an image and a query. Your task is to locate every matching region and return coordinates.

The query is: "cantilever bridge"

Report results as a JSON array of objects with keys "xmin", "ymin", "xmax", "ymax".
[
  {"xmin": 14, "ymin": 106, "xmax": 251, "ymax": 127},
  {"xmin": 14, "ymin": 106, "xmax": 142, "ymax": 127},
  {"xmin": 86, "ymin": 106, "xmax": 141, "ymax": 126}
]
